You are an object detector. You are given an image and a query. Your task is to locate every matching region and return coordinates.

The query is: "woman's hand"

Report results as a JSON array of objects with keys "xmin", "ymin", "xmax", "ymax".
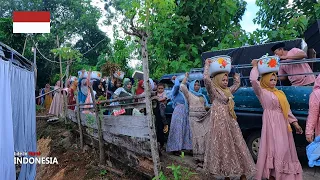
[
  {"xmin": 306, "ymin": 134, "xmax": 314, "ymax": 143},
  {"xmin": 251, "ymin": 59, "xmax": 259, "ymax": 67},
  {"xmin": 205, "ymin": 59, "xmax": 212, "ymax": 64},
  {"xmin": 185, "ymin": 72, "xmax": 189, "ymax": 78},
  {"xmin": 172, "ymin": 76, "xmax": 176, "ymax": 80},
  {"xmin": 163, "ymin": 125, "xmax": 168, "ymax": 133},
  {"xmin": 292, "ymin": 122, "xmax": 303, "ymax": 134},
  {"xmin": 234, "ymin": 73, "xmax": 240, "ymax": 79}
]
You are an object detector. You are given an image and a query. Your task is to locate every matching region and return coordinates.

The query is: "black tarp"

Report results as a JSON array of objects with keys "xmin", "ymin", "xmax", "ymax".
[{"xmin": 201, "ymin": 38, "xmax": 305, "ymax": 78}]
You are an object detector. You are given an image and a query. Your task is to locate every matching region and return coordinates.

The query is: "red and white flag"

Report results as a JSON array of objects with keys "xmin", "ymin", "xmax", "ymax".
[{"xmin": 13, "ymin": 11, "xmax": 50, "ymax": 33}]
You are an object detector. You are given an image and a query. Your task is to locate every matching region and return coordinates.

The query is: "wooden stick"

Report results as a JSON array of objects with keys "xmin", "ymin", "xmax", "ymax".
[
  {"xmin": 36, "ymin": 88, "xmax": 61, "ymax": 99},
  {"xmin": 63, "ymin": 61, "xmax": 70, "ymax": 124},
  {"xmin": 68, "ymin": 95, "xmax": 158, "ymax": 107},
  {"xmin": 89, "ymin": 86, "xmax": 105, "ymax": 165},
  {"xmin": 22, "ymin": 35, "xmax": 28, "ymax": 56},
  {"xmin": 75, "ymin": 93, "xmax": 84, "ymax": 149},
  {"xmin": 141, "ymin": 33, "xmax": 160, "ymax": 176}
]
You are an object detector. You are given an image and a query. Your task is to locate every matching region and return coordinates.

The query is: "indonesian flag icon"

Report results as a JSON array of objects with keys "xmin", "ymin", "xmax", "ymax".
[{"xmin": 13, "ymin": 11, "xmax": 50, "ymax": 33}]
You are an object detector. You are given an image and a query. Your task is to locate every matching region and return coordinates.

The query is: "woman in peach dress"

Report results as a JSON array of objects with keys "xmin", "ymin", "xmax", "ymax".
[
  {"xmin": 203, "ymin": 59, "xmax": 256, "ymax": 180},
  {"xmin": 250, "ymin": 60, "xmax": 303, "ymax": 180},
  {"xmin": 306, "ymin": 74, "xmax": 320, "ymax": 143}
]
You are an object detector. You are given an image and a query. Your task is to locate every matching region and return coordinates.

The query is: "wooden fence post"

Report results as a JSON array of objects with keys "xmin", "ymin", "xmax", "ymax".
[
  {"xmin": 141, "ymin": 34, "xmax": 161, "ymax": 176},
  {"xmin": 89, "ymin": 86, "xmax": 105, "ymax": 165},
  {"xmin": 63, "ymin": 61, "xmax": 70, "ymax": 124},
  {"xmin": 75, "ymin": 93, "xmax": 84, "ymax": 149}
]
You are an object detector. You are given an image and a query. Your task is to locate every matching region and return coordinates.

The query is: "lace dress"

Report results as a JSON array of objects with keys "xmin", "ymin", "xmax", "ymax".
[
  {"xmin": 203, "ymin": 64, "xmax": 256, "ymax": 177},
  {"xmin": 250, "ymin": 67, "xmax": 302, "ymax": 180},
  {"xmin": 180, "ymin": 83, "xmax": 211, "ymax": 161}
]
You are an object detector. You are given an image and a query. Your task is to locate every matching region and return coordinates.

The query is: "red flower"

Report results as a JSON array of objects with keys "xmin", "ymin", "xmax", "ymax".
[{"xmin": 268, "ymin": 58, "xmax": 277, "ymax": 68}]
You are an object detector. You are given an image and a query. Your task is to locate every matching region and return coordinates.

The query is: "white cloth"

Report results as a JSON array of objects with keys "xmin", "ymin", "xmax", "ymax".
[
  {"xmin": 0, "ymin": 58, "xmax": 37, "ymax": 179},
  {"xmin": 10, "ymin": 60, "xmax": 37, "ymax": 180},
  {"xmin": 0, "ymin": 60, "xmax": 16, "ymax": 179}
]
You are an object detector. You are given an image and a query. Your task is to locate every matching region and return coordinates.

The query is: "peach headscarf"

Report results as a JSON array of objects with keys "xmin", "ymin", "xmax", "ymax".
[{"xmin": 212, "ymin": 72, "xmax": 237, "ymax": 120}]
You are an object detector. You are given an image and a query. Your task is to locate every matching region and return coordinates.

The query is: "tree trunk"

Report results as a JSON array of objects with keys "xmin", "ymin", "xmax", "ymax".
[{"xmin": 141, "ymin": 34, "xmax": 161, "ymax": 177}]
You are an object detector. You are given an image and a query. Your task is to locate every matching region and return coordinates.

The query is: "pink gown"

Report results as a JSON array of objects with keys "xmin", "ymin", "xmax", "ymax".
[
  {"xmin": 306, "ymin": 75, "xmax": 320, "ymax": 137},
  {"xmin": 250, "ymin": 67, "xmax": 303, "ymax": 180}
]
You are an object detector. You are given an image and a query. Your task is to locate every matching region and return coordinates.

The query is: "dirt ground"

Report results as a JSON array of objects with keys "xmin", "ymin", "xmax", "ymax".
[
  {"xmin": 35, "ymin": 116, "xmax": 149, "ymax": 180},
  {"xmin": 35, "ymin": 113, "xmax": 320, "ymax": 180}
]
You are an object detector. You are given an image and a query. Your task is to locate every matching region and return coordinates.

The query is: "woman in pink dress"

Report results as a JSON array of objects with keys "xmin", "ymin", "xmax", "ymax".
[
  {"xmin": 306, "ymin": 74, "xmax": 320, "ymax": 143},
  {"xmin": 250, "ymin": 60, "xmax": 303, "ymax": 180}
]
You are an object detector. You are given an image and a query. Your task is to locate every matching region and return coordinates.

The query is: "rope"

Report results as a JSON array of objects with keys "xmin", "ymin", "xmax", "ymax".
[{"xmin": 31, "ymin": 36, "xmax": 108, "ymax": 64}]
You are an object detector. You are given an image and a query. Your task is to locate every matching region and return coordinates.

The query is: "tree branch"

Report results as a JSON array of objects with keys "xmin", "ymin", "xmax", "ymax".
[{"xmin": 121, "ymin": 14, "xmax": 143, "ymax": 38}]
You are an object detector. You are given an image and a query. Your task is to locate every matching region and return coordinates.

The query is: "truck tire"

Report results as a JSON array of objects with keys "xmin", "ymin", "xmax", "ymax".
[{"xmin": 246, "ymin": 131, "xmax": 261, "ymax": 161}]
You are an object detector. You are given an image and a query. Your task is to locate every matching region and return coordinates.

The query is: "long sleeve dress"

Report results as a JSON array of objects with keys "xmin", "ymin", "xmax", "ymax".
[
  {"xmin": 203, "ymin": 63, "xmax": 256, "ymax": 177},
  {"xmin": 180, "ymin": 83, "xmax": 210, "ymax": 161},
  {"xmin": 166, "ymin": 78, "xmax": 192, "ymax": 152},
  {"xmin": 49, "ymin": 86, "xmax": 65, "ymax": 117},
  {"xmin": 306, "ymin": 75, "xmax": 320, "ymax": 138},
  {"xmin": 250, "ymin": 66, "xmax": 302, "ymax": 180}
]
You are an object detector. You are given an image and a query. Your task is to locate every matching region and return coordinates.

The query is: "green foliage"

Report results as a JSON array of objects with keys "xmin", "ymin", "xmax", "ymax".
[
  {"xmin": 51, "ymin": 47, "xmax": 82, "ymax": 62},
  {"xmin": 36, "ymin": 105, "xmax": 45, "ymax": 113},
  {"xmin": 105, "ymin": 0, "xmax": 248, "ymax": 79},
  {"xmin": 152, "ymin": 152, "xmax": 197, "ymax": 180},
  {"xmin": 254, "ymin": 0, "xmax": 319, "ymax": 42},
  {"xmin": 0, "ymin": 0, "xmax": 111, "ymax": 88},
  {"xmin": 100, "ymin": 169, "xmax": 108, "ymax": 176},
  {"xmin": 85, "ymin": 114, "xmax": 96, "ymax": 134}
]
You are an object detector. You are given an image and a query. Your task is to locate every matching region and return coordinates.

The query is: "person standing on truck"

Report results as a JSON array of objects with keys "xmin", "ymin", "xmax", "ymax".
[
  {"xmin": 250, "ymin": 60, "xmax": 304, "ymax": 180},
  {"xmin": 306, "ymin": 74, "xmax": 320, "ymax": 143},
  {"xmin": 203, "ymin": 59, "xmax": 256, "ymax": 180},
  {"xmin": 271, "ymin": 42, "xmax": 315, "ymax": 86}
]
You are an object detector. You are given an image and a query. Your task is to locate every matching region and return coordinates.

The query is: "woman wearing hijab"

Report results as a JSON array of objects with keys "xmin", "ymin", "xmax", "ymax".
[
  {"xmin": 180, "ymin": 72, "xmax": 210, "ymax": 167},
  {"xmin": 92, "ymin": 80, "xmax": 106, "ymax": 99},
  {"xmin": 250, "ymin": 60, "xmax": 303, "ymax": 180},
  {"xmin": 113, "ymin": 78, "xmax": 133, "ymax": 115},
  {"xmin": 68, "ymin": 79, "xmax": 77, "ymax": 110},
  {"xmin": 306, "ymin": 74, "xmax": 320, "ymax": 143},
  {"xmin": 49, "ymin": 81, "xmax": 66, "ymax": 117},
  {"xmin": 203, "ymin": 59, "xmax": 256, "ymax": 180},
  {"xmin": 136, "ymin": 80, "xmax": 144, "ymax": 95},
  {"xmin": 42, "ymin": 83, "xmax": 53, "ymax": 111},
  {"xmin": 166, "ymin": 75, "xmax": 192, "ymax": 155}
]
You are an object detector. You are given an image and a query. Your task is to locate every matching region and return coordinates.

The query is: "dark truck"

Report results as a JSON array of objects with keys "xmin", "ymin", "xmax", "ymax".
[
  {"xmin": 201, "ymin": 38, "xmax": 318, "ymax": 160},
  {"xmin": 161, "ymin": 38, "xmax": 318, "ymax": 160}
]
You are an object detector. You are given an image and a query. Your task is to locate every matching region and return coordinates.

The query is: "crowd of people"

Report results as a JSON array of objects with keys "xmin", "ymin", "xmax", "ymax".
[{"xmin": 36, "ymin": 42, "xmax": 320, "ymax": 180}]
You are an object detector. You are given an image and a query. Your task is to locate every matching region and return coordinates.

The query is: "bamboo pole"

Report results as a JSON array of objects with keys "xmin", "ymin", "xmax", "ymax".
[
  {"xmin": 75, "ymin": 92, "xmax": 84, "ymax": 149},
  {"xmin": 89, "ymin": 86, "xmax": 105, "ymax": 165},
  {"xmin": 67, "ymin": 94, "xmax": 158, "ymax": 107},
  {"xmin": 36, "ymin": 88, "xmax": 62, "ymax": 99},
  {"xmin": 22, "ymin": 35, "xmax": 28, "ymax": 56},
  {"xmin": 57, "ymin": 35, "xmax": 64, "ymax": 121}
]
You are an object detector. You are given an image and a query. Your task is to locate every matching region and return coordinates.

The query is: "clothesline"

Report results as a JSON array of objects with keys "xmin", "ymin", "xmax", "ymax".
[{"xmin": 31, "ymin": 36, "xmax": 108, "ymax": 64}]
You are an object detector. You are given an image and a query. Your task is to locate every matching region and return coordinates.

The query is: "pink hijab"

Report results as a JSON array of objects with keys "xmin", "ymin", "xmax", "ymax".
[{"xmin": 314, "ymin": 74, "xmax": 320, "ymax": 90}]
